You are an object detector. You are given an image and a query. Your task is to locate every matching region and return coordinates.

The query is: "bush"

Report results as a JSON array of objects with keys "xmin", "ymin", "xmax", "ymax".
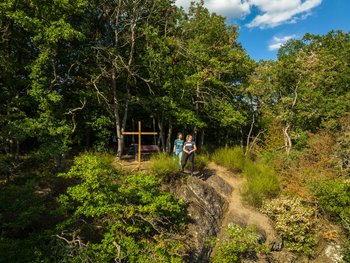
[
  {"xmin": 150, "ymin": 153, "xmax": 180, "ymax": 175},
  {"xmin": 311, "ymin": 179, "xmax": 350, "ymax": 233},
  {"xmin": 242, "ymin": 160, "xmax": 280, "ymax": 207},
  {"xmin": 57, "ymin": 152, "xmax": 187, "ymax": 262},
  {"xmin": 212, "ymin": 225, "xmax": 269, "ymax": 263},
  {"xmin": 194, "ymin": 154, "xmax": 209, "ymax": 172},
  {"xmin": 343, "ymin": 242, "xmax": 350, "ymax": 263},
  {"xmin": 212, "ymin": 147, "xmax": 245, "ymax": 172},
  {"xmin": 212, "ymin": 147, "xmax": 280, "ymax": 207},
  {"xmin": 261, "ymin": 195, "xmax": 317, "ymax": 255}
]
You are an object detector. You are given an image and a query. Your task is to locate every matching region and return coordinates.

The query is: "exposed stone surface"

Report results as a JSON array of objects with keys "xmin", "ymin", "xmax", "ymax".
[
  {"xmin": 177, "ymin": 176, "xmax": 227, "ymax": 262},
  {"xmin": 320, "ymin": 243, "xmax": 344, "ymax": 263},
  {"xmin": 167, "ymin": 163, "xmax": 345, "ymax": 263}
]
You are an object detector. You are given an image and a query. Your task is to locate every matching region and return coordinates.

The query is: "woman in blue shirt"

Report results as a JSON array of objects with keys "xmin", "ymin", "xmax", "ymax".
[{"xmin": 173, "ymin": 132, "xmax": 184, "ymax": 167}]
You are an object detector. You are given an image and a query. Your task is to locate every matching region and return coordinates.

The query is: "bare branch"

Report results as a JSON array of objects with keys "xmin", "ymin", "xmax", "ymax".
[
  {"xmin": 55, "ymin": 233, "xmax": 88, "ymax": 248},
  {"xmin": 64, "ymin": 99, "xmax": 87, "ymax": 133}
]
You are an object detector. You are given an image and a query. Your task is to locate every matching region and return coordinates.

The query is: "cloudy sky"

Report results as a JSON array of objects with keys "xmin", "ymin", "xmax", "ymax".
[{"xmin": 175, "ymin": 0, "xmax": 350, "ymax": 60}]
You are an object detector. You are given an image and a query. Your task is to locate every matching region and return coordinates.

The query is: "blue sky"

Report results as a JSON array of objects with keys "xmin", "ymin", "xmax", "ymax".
[{"xmin": 175, "ymin": 0, "xmax": 350, "ymax": 61}]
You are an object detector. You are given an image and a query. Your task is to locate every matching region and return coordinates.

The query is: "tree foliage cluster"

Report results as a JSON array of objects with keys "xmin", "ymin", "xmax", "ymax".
[
  {"xmin": 0, "ymin": 0, "xmax": 253, "ymax": 168},
  {"xmin": 1, "ymin": 153, "xmax": 188, "ymax": 262},
  {"xmin": 211, "ymin": 225, "xmax": 269, "ymax": 263},
  {"xmin": 56, "ymin": 153, "xmax": 187, "ymax": 262}
]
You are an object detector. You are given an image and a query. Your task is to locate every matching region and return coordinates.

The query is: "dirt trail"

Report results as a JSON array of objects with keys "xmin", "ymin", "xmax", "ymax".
[{"xmin": 206, "ymin": 162, "xmax": 280, "ymax": 249}]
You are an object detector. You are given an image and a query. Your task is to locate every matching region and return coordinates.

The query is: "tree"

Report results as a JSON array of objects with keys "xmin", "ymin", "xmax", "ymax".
[{"xmin": 249, "ymin": 31, "xmax": 350, "ymax": 155}]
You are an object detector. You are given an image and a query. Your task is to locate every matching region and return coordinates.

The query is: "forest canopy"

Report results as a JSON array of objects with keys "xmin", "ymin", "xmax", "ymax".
[{"xmin": 1, "ymin": 0, "xmax": 349, "ymax": 160}]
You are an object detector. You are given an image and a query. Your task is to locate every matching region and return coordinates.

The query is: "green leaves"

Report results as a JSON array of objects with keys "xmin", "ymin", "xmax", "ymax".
[
  {"xmin": 57, "ymin": 153, "xmax": 187, "ymax": 261},
  {"xmin": 262, "ymin": 195, "xmax": 317, "ymax": 254},
  {"xmin": 311, "ymin": 179, "xmax": 350, "ymax": 232},
  {"xmin": 212, "ymin": 225, "xmax": 269, "ymax": 263}
]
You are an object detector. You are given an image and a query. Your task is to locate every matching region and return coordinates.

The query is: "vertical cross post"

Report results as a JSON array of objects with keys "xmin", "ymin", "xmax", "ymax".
[{"xmin": 122, "ymin": 121, "xmax": 158, "ymax": 171}]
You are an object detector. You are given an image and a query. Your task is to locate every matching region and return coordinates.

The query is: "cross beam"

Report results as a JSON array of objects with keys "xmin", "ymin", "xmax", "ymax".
[{"xmin": 122, "ymin": 121, "xmax": 158, "ymax": 170}]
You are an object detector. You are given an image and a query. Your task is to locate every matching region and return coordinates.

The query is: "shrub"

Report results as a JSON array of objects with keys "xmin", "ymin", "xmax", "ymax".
[
  {"xmin": 311, "ymin": 179, "xmax": 350, "ymax": 233},
  {"xmin": 261, "ymin": 195, "xmax": 317, "ymax": 255},
  {"xmin": 182, "ymin": 153, "xmax": 209, "ymax": 173},
  {"xmin": 150, "ymin": 153, "xmax": 180, "ymax": 175},
  {"xmin": 212, "ymin": 147, "xmax": 245, "ymax": 172},
  {"xmin": 194, "ymin": 154, "xmax": 209, "ymax": 172},
  {"xmin": 212, "ymin": 225, "xmax": 269, "ymax": 263},
  {"xmin": 343, "ymin": 242, "xmax": 350, "ymax": 263},
  {"xmin": 212, "ymin": 147, "xmax": 280, "ymax": 207},
  {"xmin": 242, "ymin": 160, "xmax": 280, "ymax": 207},
  {"xmin": 57, "ymin": 152, "xmax": 187, "ymax": 262}
]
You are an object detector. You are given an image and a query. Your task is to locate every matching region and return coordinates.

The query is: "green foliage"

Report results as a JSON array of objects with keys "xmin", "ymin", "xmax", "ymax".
[
  {"xmin": 57, "ymin": 152, "xmax": 187, "ymax": 262},
  {"xmin": 212, "ymin": 147, "xmax": 245, "ymax": 172},
  {"xmin": 262, "ymin": 195, "xmax": 317, "ymax": 254},
  {"xmin": 311, "ymin": 179, "xmax": 350, "ymax": 233},
  {"xmin": 242, "ymin": 160, "xmax": 280, "ymax": 207},
  {"xmin": 212, "ymin": 147, "xmax": 279, "ymax": 207},
  {"xmin": 2, "ymin": 1, "xmax": 349, "ymax": 259},
  {"xmin": 194, "ymin": 154, "xmax": 209, "ymax": 172},
  {"xmin": 0, "ymin": 160, "xmax": 68, "ymax": 262},
  {"xmin": 87, "ymin": 115, "xmax": 114, "ymax": 152},
  {"xmin": 150, "ymin": 153, "xmax": 209, "ymax": 176},
  {"xmin": 150, "ymin": 153, "xmax": 181, "ymax": 175},
  {"xmin": 343, "ymin": 242, "xmax": 350, "ymax": 263},
  {"xmin": 0, "ymin": 179, "xmax": 53, "ymax": 233},
  {"xmin": 338, "ymin": 114, "xmax": 350, "ymax": 175},
  {"xmin": 210, "ymin": 101, "xmax": 246, "ymax": 130},
  {"xmin": 212, "ymin": 225, "xmax": 269, "ymax": 263}
]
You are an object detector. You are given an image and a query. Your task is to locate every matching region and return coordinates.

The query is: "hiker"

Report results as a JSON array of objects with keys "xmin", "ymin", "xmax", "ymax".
[
  {"xmin": 181, "ymin": 134, "xmax": 197, "ymax": 176},
  {"xmin": 173, "ymin": 132, "xmax": 184, "ymax": 167}
]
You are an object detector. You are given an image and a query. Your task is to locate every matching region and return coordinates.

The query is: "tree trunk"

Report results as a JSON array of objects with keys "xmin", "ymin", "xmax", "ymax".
[
  {"xmin": 200, "ymin": 130, "xmax": 205, "ymax": 149},
  {"xmin": 240, "ymin": 128, "xmax": 244, "ymax": 149},
  {"xmin": 245, "ymin": 113, "xmax": 255, "ymax": 155},
  {"xmin": 15, "ymin": 139, "xmax": 19, "ymax": 161},
  {"xmin": 158, "ymin": 115, "xmax": 165, "ymax": 152},
  {"xmin": 153, "ymin": 117, "xmax": 157, "ymax": 145},
  {"xmin": 112, "ymin": 69, "xmax": 123, "ymax": 159},
  {"xmin": 166, "ymin": 117, "xmax": 173, "ymax": 153},
  {"xmin": 283, "ymin": 124, "xmax": 292, "ymax": 156},
  {"xmin": 132, "ymin": 118, "xmax": 135, "ymax": 144},
  {"xmin": 225, "ymin": 132, "xmax": 229, "ymax": 148},
  {"xmin": 194, "ymin": 83, "xmax": 200, "ymax": 141}
]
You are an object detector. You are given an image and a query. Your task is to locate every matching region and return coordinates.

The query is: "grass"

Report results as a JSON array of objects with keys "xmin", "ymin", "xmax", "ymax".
[
  {"xmin": 150, "ymin": 153, "xmax": 180, "ymax": 175},
  {"xmin": 194, "ymin": 154, "xmax": 210, "ymax": 172},
  {"xmin": 211, "ymin": 147, "xmax": 245, "ymax": 172},
  {"xmin": 242, "ymin": 160, "xmax": 280, "ymax": 207},
  {"xmin": 212, "ymin": 147, "xmax": 280, "ymax": 207},
  {"xmin": 150, "ymin": 152, "xmax": 209, "ymax": 176}
]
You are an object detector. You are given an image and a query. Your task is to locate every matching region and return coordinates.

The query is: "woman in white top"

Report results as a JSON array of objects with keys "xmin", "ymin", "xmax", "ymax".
[{"xmin": 181, "ymin": 134, "xmax": 197, "ymax": 176}]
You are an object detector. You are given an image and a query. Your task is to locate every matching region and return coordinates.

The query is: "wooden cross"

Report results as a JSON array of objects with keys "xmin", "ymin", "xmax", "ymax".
[{"xmin": 122, "ymin": 121, "xmax": 158, "ymax": 170}]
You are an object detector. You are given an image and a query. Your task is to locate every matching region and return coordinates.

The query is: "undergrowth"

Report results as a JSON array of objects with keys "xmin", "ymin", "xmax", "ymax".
[
  {"xmin": 150, "ymin": 153, "xmax": 209, "ymax": 175},
  {"xmin": 262, "ymin": 195, "xmax": 317, "ymax": 255},
  {"xmin": 212, "ymin": 147, "xmax": 245, "ymax": 172},
  {"xmin": 150, "ymin": 153, "xmax": 180, "ymax": 175},
  {"xmin": 211, "ymin": 224, "xmax": 269, "ymax": 263},
  {"xmin": 212, "ymin": 147, "xmax": 280, "ymax": 207}
]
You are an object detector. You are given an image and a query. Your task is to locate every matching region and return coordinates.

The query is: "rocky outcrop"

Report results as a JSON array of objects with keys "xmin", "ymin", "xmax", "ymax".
[
  {"xmin": 176, "ymin": 176, "xmax": 227, "ymax": 262},
  {"xmin": 170, "ymin": 163, "xmax": 283, "ymax": 263},
  {"xmin": 169, "ymin": 163, "xmax": 343, "ymax": 263}
]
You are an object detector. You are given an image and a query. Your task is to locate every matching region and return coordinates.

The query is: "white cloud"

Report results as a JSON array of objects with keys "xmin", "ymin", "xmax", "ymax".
[
  {"xmin": 206, "ymin": 0, "xmax": 251, "ymax": 18},
  {"xmin": 247, "ymin": 0, "xmax": 322, "ymax": 28},
  {"xmin": 175, "ymin": 0, "xmax": 322, "ymax": 28},
  {"xmin": 268, "ymin": 35, "xmax": 296, "ymax": 51},
  {"xmin": 175, "ymin": 0, "xmax": 251, "ymax": 19},
  {"xmin": 175, "ymin": 0, "xmax": 192, "ymax": 10}
]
